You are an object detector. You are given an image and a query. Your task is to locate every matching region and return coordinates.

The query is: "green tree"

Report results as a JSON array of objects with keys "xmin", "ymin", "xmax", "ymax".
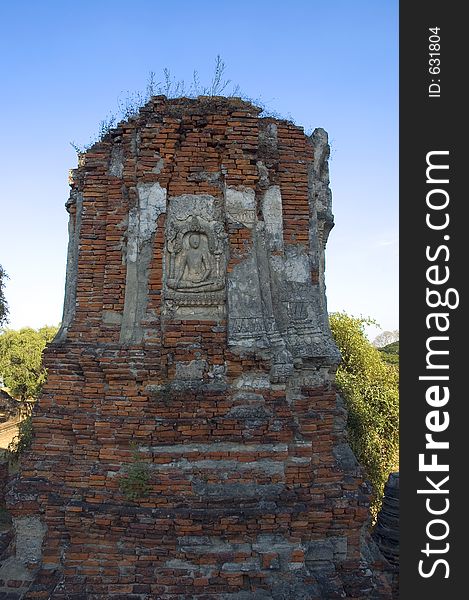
[
  {"xmin": 329, "ymin": 312, "xmax": 399, "ymax": 518},
  {"xmin": 0, "ymin": 264, "xmax": 8, "ymax": 327},
  {"xmin": 379, "ymin": 341, "xmax": 399, "ymax": 366},
  {"xmin": 0, "ymin": 326, "xmax": 58, "ymax": 401}
]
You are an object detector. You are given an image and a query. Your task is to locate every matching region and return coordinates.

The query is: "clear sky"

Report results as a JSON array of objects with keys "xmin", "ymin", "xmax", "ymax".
[{"xmin": 0, "ymin": 0, "xmax": 398, "ymax": 336}]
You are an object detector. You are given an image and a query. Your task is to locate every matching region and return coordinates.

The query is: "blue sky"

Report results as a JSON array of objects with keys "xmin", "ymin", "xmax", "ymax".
[{"xmin": 0, "ymin": 0, "xmax": 398, "ymax": 336}]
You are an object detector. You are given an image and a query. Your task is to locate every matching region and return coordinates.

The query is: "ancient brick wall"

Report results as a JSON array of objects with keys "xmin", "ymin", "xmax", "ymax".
[{"xmin": 3, "ymin": 97, "xmax": 395, "ymax": 599}]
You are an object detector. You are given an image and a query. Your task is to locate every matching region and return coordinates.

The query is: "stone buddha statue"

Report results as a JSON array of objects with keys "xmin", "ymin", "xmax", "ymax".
[{"xmin": 167, "ymin": 230, "xmax": 224, "ymax": 293}]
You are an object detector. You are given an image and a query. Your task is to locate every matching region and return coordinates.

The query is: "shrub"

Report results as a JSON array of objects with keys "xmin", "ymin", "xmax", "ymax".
[
  {"xmin": 118, "ymin": 446, "xmax": 150, "ymax": 501},
  {"xmin": 0, "ymin": 325, "xmax": 59, "ymax": 401},
  {"xmin": 329, "ymin": 312, "xmax": 399, "ymax": 518}
]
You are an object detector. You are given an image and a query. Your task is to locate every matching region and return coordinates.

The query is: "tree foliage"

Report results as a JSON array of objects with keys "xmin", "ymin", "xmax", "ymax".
[
  {"xmin": 6, "ymin": 415, "xmax": 33, "ymax": 461},
  {"xmin": 379, "ymin": 341, "xmax": 399, "ymax": 366},
  {"xmin": 0, "ymin": 264, "xmax": 8, "ymax": 327},
  {"xmin": 329, "ymin": 312, "xmax": 399, "ymax": 517},
  {"xmin": 0, "ymin": 326, "xmax": 58, "ymax": 401}
]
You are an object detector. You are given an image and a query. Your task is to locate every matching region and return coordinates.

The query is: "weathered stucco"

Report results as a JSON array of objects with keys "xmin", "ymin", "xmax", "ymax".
[{"xmin": 120, "ymin": 181, "xmax": 167, "ymax": 343}]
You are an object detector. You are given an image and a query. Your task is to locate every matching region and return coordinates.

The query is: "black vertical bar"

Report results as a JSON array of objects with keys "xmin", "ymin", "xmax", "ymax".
[{"xmin": 400, "ymin": 2, "xmax": 466, "ymax": 598}]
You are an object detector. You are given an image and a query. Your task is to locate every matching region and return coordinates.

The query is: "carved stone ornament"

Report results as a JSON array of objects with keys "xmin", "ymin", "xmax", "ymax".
[{"xmin": 164, "ymin": 215, "xmax": 227, "ymax": 313}]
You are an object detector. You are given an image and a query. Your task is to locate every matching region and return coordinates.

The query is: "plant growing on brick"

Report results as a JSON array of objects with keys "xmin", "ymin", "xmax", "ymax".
[
  {"xmin": 72, "ymin": 55, "xmax": 240, "ymax": 153},
  {"xmin": 71, "ymin": 55, "xmax": 285, "ymax": 154},
  {"xmin": 118, "ymin": 446, "xmax": 151, "ymax": 501}
]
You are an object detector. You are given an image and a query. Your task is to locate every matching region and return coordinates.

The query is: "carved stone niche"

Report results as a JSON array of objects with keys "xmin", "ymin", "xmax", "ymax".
[{"xmin": 163, "ymin": 199, "xmax": 227, "ymax": 320}]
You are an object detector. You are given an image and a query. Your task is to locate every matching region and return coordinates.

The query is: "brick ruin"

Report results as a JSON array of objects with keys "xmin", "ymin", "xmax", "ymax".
[{"xmin": 1, "ymin": 96, "xmax": 396, "ymax": 599}]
